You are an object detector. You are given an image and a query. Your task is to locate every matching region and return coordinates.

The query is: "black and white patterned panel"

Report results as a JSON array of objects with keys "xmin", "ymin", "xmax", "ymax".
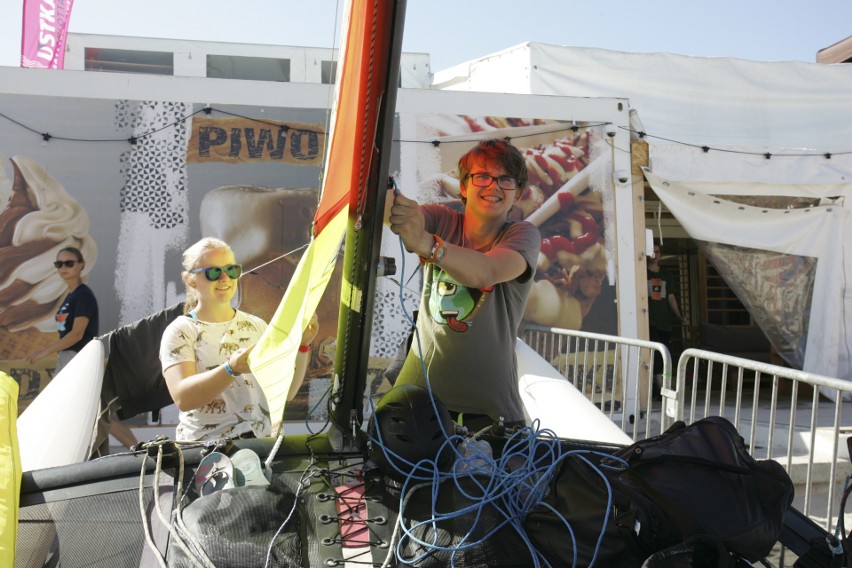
[
  {"xmin": 116, "ymin": 100, "xmax": 189, "ymax": 228},
  {"xmin": 370, "ymin": 284, "xmax": 420, "ymax": 358},
  {"xmin": 114, "ymin": 100, "xmax": 191, "ymax": 325}
]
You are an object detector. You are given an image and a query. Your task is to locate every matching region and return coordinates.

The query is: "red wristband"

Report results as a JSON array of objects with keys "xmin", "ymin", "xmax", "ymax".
[{"xmin": 298, "ymin": 344, "xmax": 311, "ymax": 353}]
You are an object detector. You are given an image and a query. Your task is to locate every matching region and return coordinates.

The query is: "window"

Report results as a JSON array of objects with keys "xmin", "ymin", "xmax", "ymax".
[
  {"xmin": 207, "ymin": 55, "xmax": 290, "ymax": 82},
  {"xmin": 322, "ymin": 59, "xmax": 404, "ymax": 87},
  {"xmin": 84, "ymin": 48, "xmax": 173, "ymax": 75},
  {"xmin": 321, "ymin": 60, "xmax": 337, "ymax": 84}
]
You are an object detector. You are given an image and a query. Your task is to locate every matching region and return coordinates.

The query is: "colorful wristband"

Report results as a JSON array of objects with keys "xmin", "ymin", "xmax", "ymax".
[
  {"xmin": 223, "ymin": 359, "xmax": 238, "ymax": 377},
  {"xmin": 419, "ymin": 234, "xmax": 446, "ymax": 265},
  {"xmin": 298, "ymin": 344, "xmax": 311, "ymax": 353}
]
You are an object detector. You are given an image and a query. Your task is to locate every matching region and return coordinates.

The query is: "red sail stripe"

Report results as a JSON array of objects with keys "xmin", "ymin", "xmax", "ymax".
[{"xmin": 313, "ymin": 0, "xmax": 394, "ymax": 237}]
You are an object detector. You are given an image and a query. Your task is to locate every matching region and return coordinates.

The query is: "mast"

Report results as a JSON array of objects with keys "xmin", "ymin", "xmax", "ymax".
[{"xmin": 325, "ymin": 0, "xmax": 407, "ymax": 436}]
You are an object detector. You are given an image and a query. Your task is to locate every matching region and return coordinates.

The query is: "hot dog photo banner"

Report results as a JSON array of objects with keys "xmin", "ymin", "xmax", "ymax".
[
  {"xmin": 369, "ymin": 113, "xmax": 620, "ymax": 406},
  {"xmin": 389, "ymin": 114, "xmax": 618, "ymax": 336}
]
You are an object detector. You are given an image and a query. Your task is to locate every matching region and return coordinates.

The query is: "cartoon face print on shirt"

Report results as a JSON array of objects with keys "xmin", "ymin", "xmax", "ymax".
[{"xmin": 426, "ymin": 265, "xmax": 492, "ymax": 333}]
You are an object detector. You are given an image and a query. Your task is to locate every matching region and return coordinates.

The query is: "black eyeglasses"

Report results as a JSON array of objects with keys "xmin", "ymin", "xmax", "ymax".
[
  {"xmin": 54, "ymin": 260, "xmax": 79, "ymax": 268},
  {"xmin": 190, "ymin": 264, "xmax": 243, "ymax": 281},
  {"xmin": 466, "ymin": 172, "xmax": 519, "ymax": 190}
]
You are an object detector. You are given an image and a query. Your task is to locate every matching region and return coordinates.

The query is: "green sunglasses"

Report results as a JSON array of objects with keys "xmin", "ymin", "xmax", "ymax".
[{"xmin": 190, "ymin": 264, "xmax": 243, "ymax": 281}]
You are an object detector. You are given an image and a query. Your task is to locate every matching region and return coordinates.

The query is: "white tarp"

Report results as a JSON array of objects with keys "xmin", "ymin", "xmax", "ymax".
[
  {"xmin": 644, "ymin": 170, "xmax": 852, "ymax": 383},
  {"xmin": 434, "ymin": 42, "xmax": 852, "ymax": 384},
  {"xmin": 435, "ymin": 42, "xmax": 852, "ymax": 168}
]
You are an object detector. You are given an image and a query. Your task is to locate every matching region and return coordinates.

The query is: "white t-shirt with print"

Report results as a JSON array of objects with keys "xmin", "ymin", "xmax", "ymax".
[{"xmin": 160, "ymin": 310, "xmax": 270, "ymax": 441}]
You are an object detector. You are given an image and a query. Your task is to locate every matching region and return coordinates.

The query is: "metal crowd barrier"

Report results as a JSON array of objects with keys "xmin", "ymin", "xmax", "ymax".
[
  {"xmin": 676, "ymin": 348, "xmax": 852, "ymax": 533},
  {"xmin": 521, "ymin": 325, "xmax": 852, "ymax": 534},
  {"xmin": 521, "ymin": 324, "xmax": 675, "ymax": 441}
]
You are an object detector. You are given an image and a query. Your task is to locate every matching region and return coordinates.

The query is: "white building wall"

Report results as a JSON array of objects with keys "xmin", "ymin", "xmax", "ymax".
[{"xmin": 64, "ymin": 33, "xmax": 433, "ymax": 88}]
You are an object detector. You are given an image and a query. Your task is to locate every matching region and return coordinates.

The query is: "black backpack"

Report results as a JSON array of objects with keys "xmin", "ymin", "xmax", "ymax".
[{"xmin": 526, "ymin": 416, "xmax": 795, "ymax": 567}]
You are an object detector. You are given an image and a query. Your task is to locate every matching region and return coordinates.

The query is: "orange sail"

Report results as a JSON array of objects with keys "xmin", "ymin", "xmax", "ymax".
[
  {"xmin": 313, "ymin": 0, "xmax": 399, "ymax": 237},
  {"xmin": 323, "ymin": 0, "xmax": 406, "ymax": 430},
  {"xmin": 251, "ymin": 0, "xmax": 406, "ymax": 431}
]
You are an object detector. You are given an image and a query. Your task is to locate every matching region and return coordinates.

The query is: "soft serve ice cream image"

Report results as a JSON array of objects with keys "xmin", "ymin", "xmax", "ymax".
[{"xmin": 0, "ymin": 155, "xmax": 97, "ymax": 357}]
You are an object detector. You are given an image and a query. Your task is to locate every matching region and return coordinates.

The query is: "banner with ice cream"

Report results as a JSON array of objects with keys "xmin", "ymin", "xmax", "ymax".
[
  {"xmin": 0, "ymin": 96, "xmax": 336, "ymax": 420},
  {"xmin": 0, "ymin": 156, "xmax": 96, "ymax": 345},
  {"xmin": 21, "ymin": 0, "xmax": 75, "ymax": 69},
  {"xmin": 0, "ymin": 85, "xmax": 621, "ymax": 424}
]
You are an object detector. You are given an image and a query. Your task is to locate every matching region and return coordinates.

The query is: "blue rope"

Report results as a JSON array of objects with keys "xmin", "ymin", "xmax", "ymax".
[{"xmin": 370, "ymin": 234, "xmax": 627, "ymax": 567}]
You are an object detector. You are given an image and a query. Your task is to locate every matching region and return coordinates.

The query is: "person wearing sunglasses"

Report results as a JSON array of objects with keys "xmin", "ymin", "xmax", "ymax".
[
  {"xmin": 159, "ymin": 237, "xmax": 318, "ymax": 441},
  {"xmin": 27, "ymin": 247, "xmax": 99, "ymax": 372},
  {"xmin": 386, "ymin": 138, "xmax": 541, "ymax": 433}
]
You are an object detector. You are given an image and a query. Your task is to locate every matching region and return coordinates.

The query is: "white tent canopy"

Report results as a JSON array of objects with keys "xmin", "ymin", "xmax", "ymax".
[
  {"xmin": 434, "ymin": 42, "xmax": 852, "ymax": 381},
  {"xmin": 435, "ymin": 42, "xmax": 852, "ymax": 170}
]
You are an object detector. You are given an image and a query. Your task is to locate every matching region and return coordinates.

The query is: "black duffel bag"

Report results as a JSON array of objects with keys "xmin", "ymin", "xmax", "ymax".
[{"xmin": 526, "ymin": 416, "xmax": 794, "ymax": 567}]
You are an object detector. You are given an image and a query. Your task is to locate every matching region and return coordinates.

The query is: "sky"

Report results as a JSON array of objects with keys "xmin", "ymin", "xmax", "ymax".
[{"xmin": 1, "ymin": 0, "xmax": 851, "ymax": 71}]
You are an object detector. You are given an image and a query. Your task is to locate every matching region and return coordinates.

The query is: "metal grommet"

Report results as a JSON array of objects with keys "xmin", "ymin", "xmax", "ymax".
[
  {"xmin": 321, "ymin": 537, "xmax": 335, "ymax": 546},
  {"xmin": 324, "ymin": 559, "xmax": 340, "ymax": 567},
  {"xmin": 378, "ymin": 540, "xmax": 390, "ymax": 549},
  {"xmin": 319, "ymin": 514, "xmax": 334, "ymax": 524},
  {"xmin": 316, "ymin": 493, "xmax": 332, "ymax": 502},
  {"xmin": 370, "ymin": 516, "xmax": 387, "ymax": 525}
]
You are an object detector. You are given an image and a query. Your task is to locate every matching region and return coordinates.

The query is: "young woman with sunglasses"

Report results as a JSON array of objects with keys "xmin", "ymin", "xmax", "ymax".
[
  {"xmin": 159, "ymin": 237, "xmax": 317, "ymax": 441},
  {"xmin": 27, "ymin": 246, "xmax": 99, "ymax": 372}
]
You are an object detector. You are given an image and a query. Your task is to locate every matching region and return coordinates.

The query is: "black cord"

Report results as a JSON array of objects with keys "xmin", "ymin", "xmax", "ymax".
[
  {"xmin": 837, "ymin": 472, "xmax": 852, "ymax": 543},
  {"xmin": 5, "ymin": 105, "xmax": 847, "ymax": 159}
]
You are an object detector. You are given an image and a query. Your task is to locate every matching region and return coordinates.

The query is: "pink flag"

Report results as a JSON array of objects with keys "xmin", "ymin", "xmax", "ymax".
[{"xmin": 21, "ymin": 0, "xmax": 75, "ymax": 69}]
